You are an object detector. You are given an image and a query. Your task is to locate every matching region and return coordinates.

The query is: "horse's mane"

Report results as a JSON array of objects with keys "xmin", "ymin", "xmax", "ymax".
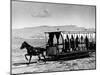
[
  {"xmin": 24, "ymin": 41, "xmax": 33, "ymax": 47},
  {"xmin": 24, "ymin": 41, "xmax": 46, "ymax": 51}
]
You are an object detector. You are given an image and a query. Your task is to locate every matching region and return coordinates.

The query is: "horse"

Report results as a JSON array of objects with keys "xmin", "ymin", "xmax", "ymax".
[{"xmin": 20, "ymin": 41, "xmax": 46, "ymax": 64}]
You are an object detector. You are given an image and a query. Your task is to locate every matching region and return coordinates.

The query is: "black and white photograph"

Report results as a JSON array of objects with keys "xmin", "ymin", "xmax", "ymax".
[{"xmin": 11, "ymin": 0, "xmax": 96, "ymax": 74}]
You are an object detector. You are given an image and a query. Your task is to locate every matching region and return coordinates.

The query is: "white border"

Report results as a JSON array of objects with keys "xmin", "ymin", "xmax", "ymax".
[{"xmin": 0, "ymin": 0, "xmax": 100, "ymax": 75}]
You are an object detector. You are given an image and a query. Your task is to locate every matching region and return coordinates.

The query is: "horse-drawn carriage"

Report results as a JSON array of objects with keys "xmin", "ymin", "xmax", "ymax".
[
  {"xmin": 44, "ymin": 30, "xmax": 96, "ymax": 59},
  {"xmin": 20, "ymin": 30, "xmax": 96, "ymax": 64}
]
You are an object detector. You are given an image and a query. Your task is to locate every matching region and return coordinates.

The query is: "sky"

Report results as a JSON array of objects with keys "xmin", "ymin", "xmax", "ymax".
[{"xmin": 12, "ymin": 0, "xmax": 96, "ymax": 29}]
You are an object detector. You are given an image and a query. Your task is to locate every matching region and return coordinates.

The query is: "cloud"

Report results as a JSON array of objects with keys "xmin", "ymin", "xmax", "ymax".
[{"xmin": 31, "ymin": 8, "xmax": 51, "ymax": 18}]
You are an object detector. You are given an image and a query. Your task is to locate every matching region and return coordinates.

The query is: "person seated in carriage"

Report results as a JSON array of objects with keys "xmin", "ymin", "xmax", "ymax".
[
  {"xmin": 84, "ymin": 35, "xmax": 89, "ymax": 50},
  {"xmin": 70, "ymin": 35, "xmax": 75, "ymax": 52},
  {"xmin": 78, "ymin": 36, "xmax": 86, "ymax": 51},
  {"xmin": 47, "ymin": 33, "xmax": 54, "ymax": 46},
  {"xmin": 65, "ymin": 35, "xmax": 70, "ymax": 52},
  {"xmin": 75, "ymin": 35, "xmax": 79, "ymax": 51}
]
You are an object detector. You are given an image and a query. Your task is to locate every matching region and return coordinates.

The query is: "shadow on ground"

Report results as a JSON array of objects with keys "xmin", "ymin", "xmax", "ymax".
[
  {"xmin": 13, "ymin": 61, "xmax": 37, "ymax": 66},
  {"xmin": 13, "ymin": 55, "xmax": 93, "ymax": 66}
]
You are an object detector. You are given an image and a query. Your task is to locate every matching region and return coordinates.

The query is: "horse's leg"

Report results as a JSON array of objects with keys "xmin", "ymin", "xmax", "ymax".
[
  {"xmin": 29, "ymin": 55, "xmax": 32, "ymax": 64},
  {"xmin": 25, "ymin": 54, "xmax": 28, "ymax": 61},
  {"xmin": 42, "ymin": 54, "xmax": 46, "ymax": 63},
  {"xmin": 38, "ymin": 55, "xmax": 41, "ymax": 61}
]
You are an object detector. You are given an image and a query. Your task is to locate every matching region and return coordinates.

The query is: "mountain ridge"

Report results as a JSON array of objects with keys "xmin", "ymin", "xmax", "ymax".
[{"xmin": 12, "ymin": 25, "xmax": 95, "ymax": 39}]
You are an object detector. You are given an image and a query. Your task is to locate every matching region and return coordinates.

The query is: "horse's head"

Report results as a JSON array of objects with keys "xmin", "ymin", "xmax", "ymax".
[{"xmin": 20, "ymin": 41, "xmax": 27, "ymax": 49}]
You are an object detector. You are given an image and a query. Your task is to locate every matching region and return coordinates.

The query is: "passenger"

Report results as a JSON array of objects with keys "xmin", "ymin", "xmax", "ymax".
[
  {"xmin": 80, "ymin": 36, "xmax": 85, "ymax": 51},
  {"xmin": 75, "ymin": 35, "xmax": 79, "ymax": 51},
  {"xmin": 65, "ymin": 38, "xmax": 70, "ymax": 52},
  {"xmin": 84, "ymin": 35, "xmax": 89, "ymax": 50},
  {"xmin": 70, "ymin": 35, "xmax": 75, "ymax": 51}
]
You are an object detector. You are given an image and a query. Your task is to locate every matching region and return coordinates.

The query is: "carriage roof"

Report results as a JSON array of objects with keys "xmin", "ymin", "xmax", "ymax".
[{"xmin": 45, "ymin": 30, "xmax": 95, "ymax": 34}]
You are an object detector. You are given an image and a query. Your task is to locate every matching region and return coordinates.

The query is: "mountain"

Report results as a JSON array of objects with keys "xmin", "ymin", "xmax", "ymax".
[
  {"xmin": 12, "ymin": 25, "xmax": 95, "ymax": 39},
  {"xmin": 12, "ymin": 25, "xmax": 95, "ymax": 49}
]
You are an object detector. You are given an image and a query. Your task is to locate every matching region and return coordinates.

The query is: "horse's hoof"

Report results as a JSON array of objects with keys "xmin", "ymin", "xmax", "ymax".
[{"xmin": 44, "ymin": 62, "xmax": 46, "ymax": 64}]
